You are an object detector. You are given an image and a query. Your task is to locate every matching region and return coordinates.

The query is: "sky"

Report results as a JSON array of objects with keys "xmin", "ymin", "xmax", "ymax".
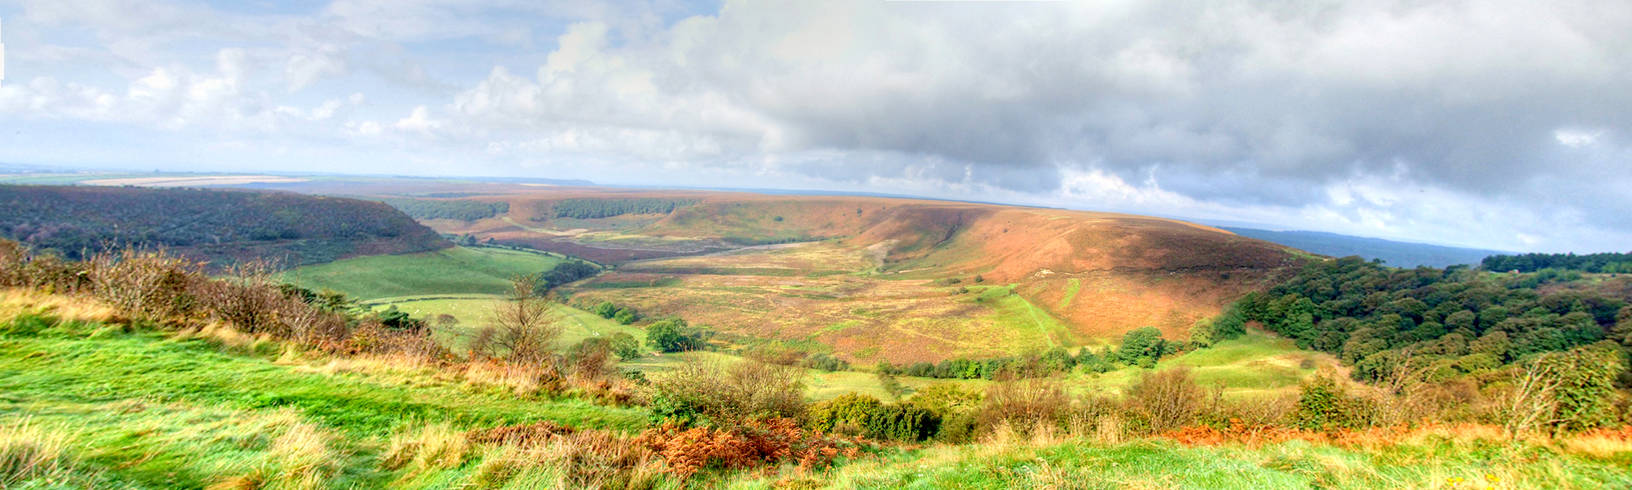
[{"xmin": 0, "ymin": 0, "xmax": 1629, "ymax": 253}]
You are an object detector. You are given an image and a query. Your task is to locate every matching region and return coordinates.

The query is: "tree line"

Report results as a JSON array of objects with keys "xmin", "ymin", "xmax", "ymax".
[
  {"xmin": 381, "ymin": 198, "xmax": 509, "ymax": 222},
  {"xmin": 1230, "ymin": 256, "xmax": 1631, "ymax": 383},
  {"xmin": 1481, "ymin": 251, "xmax": 1632, "ymax": 274},
  {"xmin": 543, "ymin": 198, "xmax": 699, "ymax": 220}
]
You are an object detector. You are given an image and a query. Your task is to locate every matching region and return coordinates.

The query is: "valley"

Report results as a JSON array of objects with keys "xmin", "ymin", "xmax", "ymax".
[{"xmin": 0, "ymin": 177, "xmax": 1628, "ymax": 488}]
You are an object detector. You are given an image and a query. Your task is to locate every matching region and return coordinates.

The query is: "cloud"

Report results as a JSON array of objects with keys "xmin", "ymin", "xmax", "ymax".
[{"xmin": 0, "ymin": 0, "xmax": 1629, "ymax": 252}]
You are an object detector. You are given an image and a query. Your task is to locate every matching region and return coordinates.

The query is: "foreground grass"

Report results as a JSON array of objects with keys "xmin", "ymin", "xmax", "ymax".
[
  {"xmin": 737, "ymin": 432, "xmax": 1632, "ymax": 489},
  {"xmin": 2, "ymin": 294, "xmax": 1629, "ymax": 488},
  {"xmin": 0, "ymin": 316, "xmax": 647, "ymax": 436},
  {"xmin": 283, "ymin": 246, "xmax": 568, "ymax": 300},
  {"xmin": 0, "ymin": 307, "xmax": 651, "ymax": 488}
]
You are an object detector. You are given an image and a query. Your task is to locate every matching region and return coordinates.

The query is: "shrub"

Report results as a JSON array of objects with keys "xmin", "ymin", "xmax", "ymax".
[
  {"xmin": 645, "ymin": 319, "xmax": 704, "ymax": 353},
  {"xmin": 608, "ymin": 332, "xmax": 643, "ymax": 359},
  {"xmin": 1118, "ymin": 327, "xmax": 1171, "ymax": 366},
  {"xmin": 1126, "ymin": 368, "xmax": 1203, "ymax": 434},
  {"xmin": 863, "ymin": 404, "xmax": 940, "ymax": 441},
  {"xmin": 613, "ymin": 308, "xmax": 638, "ymax": 325},
  {"xmin": 1294, "ymin": 375, "xmax": 1376, "ymax": 430},
  {"xmin": 635, "ymin": 418, "xmax": 855, "ymax": 479},
  {"xmin": 535, "ymin": 260, "xmax": 600, "ymax": 291},
  {"xmin": 809, "ymin": 393, "xmax": 883, "ymax": 433},
  {"xmin": 877, "ymin": 371, "xmax": 908, "ymax": 400},
  {"xmin": 907, "ymin": 383, "xmax": 983, "ymax": 415},
  {"xmin": 648, "ymin": 360, "xmax": 806, "ymax": 427},
  {"xmin": 566, "ymin": 338, "xmax": 619, "ymax": 382},
  {"xmin": 978, "ymin": 379, "xmax": 1070, "ymax": 435},
  {"xmin": 1534, "ymin": 345, "xmax": 1625, "ymax": 433},
  {"xmin": 593, "ymin": 301, "xmax": 618, "ymax": 318},
  {"xmin": 82, "ymin": 249, "xmax": 201, "ymax": 321},
  {"xmin": 798, "ymin": 353, "xmax": 849, "ymax": 372}
]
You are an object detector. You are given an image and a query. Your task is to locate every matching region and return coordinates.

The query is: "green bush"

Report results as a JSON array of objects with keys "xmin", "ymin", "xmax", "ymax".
[
  {"xmin": 648, "ymin": 360, "xmax": 805, "ymax": 427},
  {"xmin": 608, "ymin": 332, "xmax": 642, "ymax": 359},
  {"xmin": 645, "ymin": 319, "xmax": 704, "ymax": 353},
  {"xmin": 798, "ymin": 353, "xmax": 849, "ymax": 372},
  {"xmin": 1118, "ymin": 327, "xmax": 1171, "ymax": 366},
  {"xmin": 1293, "ymin": 375, "xmax": 1374, "ymax": 430},
  {"xmin": 809, "ymin": 393, "xmax": 940, "ymax": 442},
  {"xmin": 934, "ymin": 411, "xmax": 979, "ymax": 444},
  {"xmin": 1535, "ymin": 345, "xmax": 1626, "ymax": 432},
  {"xmin": 535, "ymin": 260, "xmax": 599, "ymax": 291},
  {"xmin": 906, "ymin": 383, "xmax": 983, "ymax": 415},
  {"xmin": 809, "ymin": 393, "xmax": 883, "ymax": 433},
  {"xmin": 864, "ymin": 404, "xmax": 940, "ymax": 441}
]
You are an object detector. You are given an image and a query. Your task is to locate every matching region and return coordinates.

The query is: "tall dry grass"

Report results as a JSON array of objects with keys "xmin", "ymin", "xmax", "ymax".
[
  {"xmin": 210, "ymin": 417, "xmax": 342, "ymax": 490},
  {"xmin": 466, "ymin": 428, "xmax": 665, "ymax": 489},
  {"xmin": 0, "ymin": 418, "xmax": 76, "ymax": 486},
  {"xmin": 382, "ymin": 423, "xmax": 471, "ymax": 473}
]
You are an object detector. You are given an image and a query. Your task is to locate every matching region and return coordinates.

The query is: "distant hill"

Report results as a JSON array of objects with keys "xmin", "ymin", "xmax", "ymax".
[
  {"xmin": 392, "ymin": 188, "xmax": 1304, "ymax": 362},
  {"xmin": 0, "ymin": 184, "xmax": 449, "ymax": 266},
  {"xmin": 1222, "ymin": 227, "xmax": 1504, "ymax": 268}
]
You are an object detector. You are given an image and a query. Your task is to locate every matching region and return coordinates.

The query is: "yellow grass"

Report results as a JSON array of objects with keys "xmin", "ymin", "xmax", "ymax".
[
  {"xmin": 208, "ymin": 411, "xmax": 340, "ymax": 490},
  {"xmin": 1559, "ymin": 430, "xmax": 1632, "ymax": 460},
  {"xmin": 0, "ymin": 418, "xmax": 72, "ymax": 484},
  {"xmin": 0, "ymin": 288, "xmax": 119, "ymax": 324},
  {"xmin": 382, "ymin": 423, "xmax": 471, "ymax": 473}
]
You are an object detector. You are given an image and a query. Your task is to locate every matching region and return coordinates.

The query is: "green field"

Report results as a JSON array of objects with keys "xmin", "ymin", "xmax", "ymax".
[
  {"xmin": 283, "ymin": 246, "xmax": 569, "ymax": 300},
  {"xmin": 362, "ymin": 294, "xmax": 643, "ymax": 352},
  {"xmin": 1062, "ymin": 330, "xmax": 1324, "ymax": 397}
]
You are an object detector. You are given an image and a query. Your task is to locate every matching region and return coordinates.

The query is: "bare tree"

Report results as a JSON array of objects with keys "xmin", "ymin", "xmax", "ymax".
[
  {"xmin": 491, "ymin": 275, "xmax": 560, "ymax": 364},
  {"xmin": 1503, "ymin": 361, "xmax": 1561, "ymax": 440}
]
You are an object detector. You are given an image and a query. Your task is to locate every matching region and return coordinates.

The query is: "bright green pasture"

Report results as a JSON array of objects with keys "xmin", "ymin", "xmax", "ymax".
[{"xmin": 283, "ymin": 246, "xmax": 567, "ymax": 300}]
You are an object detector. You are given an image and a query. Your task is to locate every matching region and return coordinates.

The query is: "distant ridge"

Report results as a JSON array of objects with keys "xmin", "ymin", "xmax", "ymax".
[
  {"xmin": 1223, "ymin": 227, "xmax": 1505, "ymax": 268},
  {"xmin": 0, "ymin": 184, "xmax": 449, "ymax": 267}
]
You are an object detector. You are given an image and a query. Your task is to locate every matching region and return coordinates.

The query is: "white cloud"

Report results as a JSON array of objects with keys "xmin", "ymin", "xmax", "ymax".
[
  {"xmin": 1, "ymin": 0, "xmax": 1630, "ymax": 252},
  {"xmin": 285, "ymin": 45, "xmax": 349, "ymax": 92},
  {"xmin": 1554, "ymin": 128, "xmax": 1605, "ymax": 147}
]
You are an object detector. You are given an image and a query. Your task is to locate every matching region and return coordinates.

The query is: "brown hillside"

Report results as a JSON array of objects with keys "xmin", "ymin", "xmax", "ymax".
[{"xmin": 358, "ymin": 187, "xmax": 1303, "ymax": 362}]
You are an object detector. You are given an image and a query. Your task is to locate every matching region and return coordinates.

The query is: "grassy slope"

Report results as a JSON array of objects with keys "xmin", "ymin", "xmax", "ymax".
[
  {"xmin": 0, "ymin": 312, "xmax": 648, "ymax": 488},
  {"xmin": 0, "ymin": 320, "xmax": 646, "ymax": 436},
  {"xmin": 283, "ymin": 246, "xmax": 567, "ymax": 300},
  {"xmin": 1063, "ymin": 330, "xmax": 1327, "ymax": 397},
  {"xmin": 2, "ymin": 295, "xmax": 1626, "ymax": 488}
]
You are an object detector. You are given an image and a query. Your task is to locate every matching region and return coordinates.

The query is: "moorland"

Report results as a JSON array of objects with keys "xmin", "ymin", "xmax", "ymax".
[{"xmin": 0, "ymin": 177, "xmax": 1628, "ymax": 488}]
